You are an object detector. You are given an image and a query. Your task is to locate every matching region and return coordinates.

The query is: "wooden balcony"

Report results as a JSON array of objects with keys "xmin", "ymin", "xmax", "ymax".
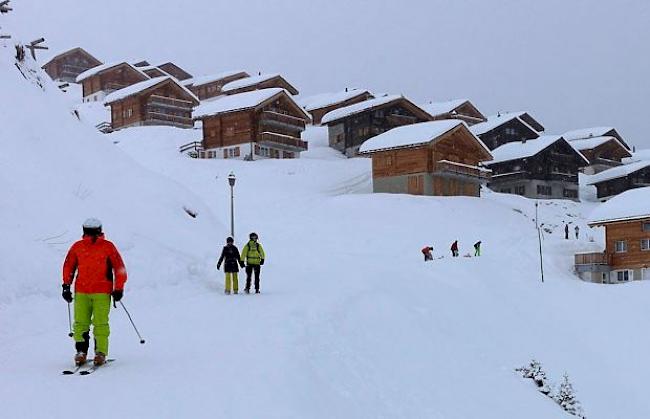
[
  {"xmin": 386, "ymin": 114, "xmax": 417, "ymax": 126},
  {"xmin": 433, "ymin": 160, "xmax": 491, "ymax": 182},
  {"xmin": 145, "ymin": 111, "xmax": 193, "ymax": 128},
  {"xmin": 574, "ymin": 252, "xmax": 611, "ymax": 273},
  {"xmin": 258, "ymin": 132, "xmax": 308, "ymax": 152},
  {"xmin": 260, "ymin": 111, "xmax": 306, "ymax": 130},
  {"xmin": 148, "ymin": 95, "xmax": 194, "ymax": 111}
]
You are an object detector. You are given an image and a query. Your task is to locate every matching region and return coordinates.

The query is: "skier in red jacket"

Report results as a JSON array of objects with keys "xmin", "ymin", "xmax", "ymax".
[
  {"xmin": 422, "ymin": 246, "xmax": 433, "ymax": 262},
  {"xmin": 451, "ymin": 240, "xmax": 459, "ymax": 257},
  {"xmin": 62, "ymin": 218, "xmax": 127, "ymax": 366}
]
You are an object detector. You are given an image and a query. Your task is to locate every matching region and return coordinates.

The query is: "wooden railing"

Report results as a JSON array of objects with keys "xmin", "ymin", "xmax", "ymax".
[
  {"xmin": 95, "ymin": 121, "xmax": 113, "ymax": 134},
  {"xmin": 179, "ymin": 141, "xmax": 204, "ymax": 158},
  {"xmin": 574, "ymin": 252, "xmax": 610, "ymax": 265},
  {"xmin": 145, "ymin": 111, "xmax": 193, "ymax": 127},
  {"xmin": 259, "ymin": 132, "xmax": 308, "ymax": 150},
  {"xmin": 433, "ymin": 160, "xmax": 491, "ymax": 181},
  {"xmin": 260, "ymin": 111, "xmax": 306, "ymax": 129},
  {"xmin": 148, "ymin": 95, "xmax": 194, "ymax": 111}
]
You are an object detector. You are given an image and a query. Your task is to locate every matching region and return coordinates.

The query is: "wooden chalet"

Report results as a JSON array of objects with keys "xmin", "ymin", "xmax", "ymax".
[
  {"xmin": 483, "ymin": 135, "xmax": 589, "ymax": 201},
  {"xmin": 193, "ymin": 88, "xmax": 310, "ymax": 160},
  {"xmin": 576, "ymin": 187, "xmax": 650, "ymax": 283},
  {"xmin": 76, "ymin": 62, "xmax": 149, "ymax": 103},
  {"xmin": 41, "ymin": 47, "xmax": 102, "ymax": 83},
  {"xmin": 359, "ymin": 121, "xmax": 493, "ymax": 196},
  {"xmin": 157, "ymin": 62, "xmax": 192, "ymax": 81},
  {"xmin": 421, "ymin": 99, "xmax": 486, "ymax": 126},
  {"xmin": 300, "ymin": 89, "xmax": 374, "ymax": 125},
  {"xmin": 184, "ymin": 71, "xmax": 250, "ymax": 100},
  {"xmin": 104, "ymin": 77, "xmax": 199, "ymax": 130},
  {"xmin": 568, "ymin": 136, "xmax": 632, "ymax": 174},
  {"xmin": 321, "ymin": 95, "xmax": 434, "ymax": 157},
  {"xmin": 563, "ymin": 127, "xmax": 631, "ymax": 152},
  {"xmin": 470, "ymin": 112, "xmax": 544, "ymax": 150},
  {"xmin": 221, "ymin": 73, "xmax": 299, "ymax": 96},
  {"xmin": 588, "ymin": 160, "xmax": 650, "ymax": 201}
]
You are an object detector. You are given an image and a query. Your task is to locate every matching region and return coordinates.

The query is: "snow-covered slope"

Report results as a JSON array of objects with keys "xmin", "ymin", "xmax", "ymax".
[{"xmin": 2, "ymin": 41, "xmax": 650, "ymax": 419}]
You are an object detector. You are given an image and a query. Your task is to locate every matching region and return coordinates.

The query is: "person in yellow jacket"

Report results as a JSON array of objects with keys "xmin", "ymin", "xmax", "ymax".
[{"xmin": 240, "ymin": 232, "xmax": 266, "ymax": 294}]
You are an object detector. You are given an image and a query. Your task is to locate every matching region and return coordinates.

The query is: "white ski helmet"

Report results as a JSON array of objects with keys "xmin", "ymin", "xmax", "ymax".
[{"xmin": 82, "ymin": 218, "xmax": 102, "ymax": 235}]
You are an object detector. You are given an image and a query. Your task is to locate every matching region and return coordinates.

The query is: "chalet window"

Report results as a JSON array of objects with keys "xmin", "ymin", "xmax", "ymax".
[
  {"xmin": 374, "ymin": 110, "xmax": 385, "ymax": 118},
  {"xmin": 505, "ymin": 127, "xmax": 517, "ymax": 136},
  {"xmin": 512, "ymin": 165, "xmax": 521, "ymax": 171},
  {"xmin": 615, "ymin": 240, "xmax": 627, "ymax": 253},
  {"xmin": 616, "ymin": 270, "xmax": 630, "ymax": 282},
  {"xmin": 514, "ymin": 185, "xmax": 525, "ymax": 196},
  {"xmin": 284, "ymin": 151, "xmax": 295, "ymax": 159},
  {"xmin": 643, "ymin": 222, "xmax": 650, "ymax": 232},
  {"xmin": 536, "ymin": 185, "xmax": 552, "ymax": 196},
  {"xmin": 127, "ymin": 108, "xmax": 133, "ymax": 118},
  {"xmin": 641, "ymin": 239, "xmax": 650, "ymax": 251}
]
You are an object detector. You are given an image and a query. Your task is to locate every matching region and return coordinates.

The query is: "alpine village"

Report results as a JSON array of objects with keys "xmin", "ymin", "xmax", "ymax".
[{"xmin": 41, "ymin": 46, "xmax": 650, "ymax": 287}]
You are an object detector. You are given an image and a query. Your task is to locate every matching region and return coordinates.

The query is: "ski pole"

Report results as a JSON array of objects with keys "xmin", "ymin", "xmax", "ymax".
[
  {"xmin": 119, "ymin": 301, "xmax": 146, "ymax": 344},
  {"xmin": 67, "ymin": 302, "xmax": 74, "ymax": 337}
]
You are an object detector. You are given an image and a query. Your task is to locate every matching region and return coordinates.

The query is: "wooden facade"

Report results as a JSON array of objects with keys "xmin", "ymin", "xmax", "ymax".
[
  {"xmin": 187, "ymin": 71, "xmax": 250, "ymax": 100},
  {"xmin": 574, "ymin": 138, "xmax": 632, "ymax": 175},
  {"xmin": 324, "ymin": 98, "xmax": 434, "ymax": 157},
  {"xmin": 592, "ymin": 165, "xmax": 650, "ymax": 200},
  {"xmin": 577, "ymin": 218, "xmax": 650, "ymax": 283},
  {"xmin": 197, "ymin": 91, "xmax": 309, "ymax": 159},
  {"xmin": 307, "ymin": 91, "xmax": 374, "ymax": 125},
  {"xmin": 41, "ymin": 48, "xmax": 102, "ymax": 83},
  {"xmin": 79, "ymin": 63, "xmax": 148, "ymax": 102},
  {"xmin": 485, "ymin": 139, "xmax": 587, "ymax": 201},
  {"xmin": 475, "ymin": 117, "xmax": 540, "ymax": 151},
  {"xmin": 106, "ymin": 78, "xmax": 199, "ymax": 130},
  {"xmin": 223, "ymin": 75, "xmax": 299, "ymax": 96},
  {"xmin": 158, "ymin": 62, "xmax": 192, "ymax": 81},
  {"xmin": 142, "ymin": 67, "xmax": 167, "ymax": 78}
]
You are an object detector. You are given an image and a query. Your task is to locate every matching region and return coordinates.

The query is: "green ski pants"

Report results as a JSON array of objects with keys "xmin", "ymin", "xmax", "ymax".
[
  {"xmin": 74, "ymin": 293, "xmax": 111, "ymax": 355},
  {"xmin": 225, "ymin": 272, "xmax": 239, "ymax": 293}
]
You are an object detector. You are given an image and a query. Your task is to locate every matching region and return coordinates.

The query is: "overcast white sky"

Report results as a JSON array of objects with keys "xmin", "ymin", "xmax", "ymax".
[{"xmin": 9, "ymin": 0, "xmax": 650, "ymax": 149}]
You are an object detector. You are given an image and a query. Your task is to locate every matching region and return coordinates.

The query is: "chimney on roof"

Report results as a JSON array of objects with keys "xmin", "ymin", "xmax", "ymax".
[{"xmin": 497, "ymin": 111, "xmax": 501, "ymax": 117}]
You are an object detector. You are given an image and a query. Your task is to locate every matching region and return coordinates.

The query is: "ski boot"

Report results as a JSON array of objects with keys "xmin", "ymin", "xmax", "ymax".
[
  {"xmin": 244, "ymin": 288, "xmax": 250, "ymax": 294},
  {"xmin": 94, "ymin": 352, "xmax": 106, "ymax": 366},
  {"xmin": 224, "ymin": 290, "xmax": 231, "ymax": 295},
  {"xmin": 255, "ymin": 289, "xmax": 260, "ymax": 294},
  {"xmin": 74, "ymin": 352, "xmax": 87, "ymax": 366}
]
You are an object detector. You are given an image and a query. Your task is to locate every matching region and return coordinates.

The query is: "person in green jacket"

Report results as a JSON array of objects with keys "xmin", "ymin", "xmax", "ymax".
[{"xmin": 241, "ymin": 232, "xmax": 266, "ymax": 294}]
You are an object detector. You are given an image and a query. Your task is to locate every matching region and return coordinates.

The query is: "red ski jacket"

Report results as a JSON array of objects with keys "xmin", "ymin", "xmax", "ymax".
[{"xmin": 62, "ymin": 234, "xmax": 127, "ymax": 294}]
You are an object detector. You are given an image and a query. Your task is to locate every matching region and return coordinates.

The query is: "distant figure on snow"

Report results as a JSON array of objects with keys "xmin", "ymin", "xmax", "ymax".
[
  {"xmin": 62, "ymin": 218, "xmax": 127, "ymax": 367},
  {"xmin": 574, "ymin": 225, "xmax": 579, "ymax": 239},
  {"xmin": 422, "ymin": 246, "xmax": 433, "ymax": 262},
  {"xmin": 451, "ymin": 240, "xmax": 459, "ymax": 257},
  {"xmin": 474, "ymin": 241, "xmax": 482, "ymax": 256},
  {"xmin": 564, "ymin": 223, "xmax": 569, "ymax": 240},
  {"xmin": 241, "ymin": 232, "xmax": 266, "ymax": 294},
  {"xmin": 217, "ymin": 236, "xmax": 245, "ymax": 295}
]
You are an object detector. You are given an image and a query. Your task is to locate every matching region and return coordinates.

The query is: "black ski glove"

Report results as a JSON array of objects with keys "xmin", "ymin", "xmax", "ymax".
[
  {"xmin": 239, "ymin": 261, "xmax": 245, "ymax": 268},
  {"xmin": 260, "ymin": 259, "xmax": 265, "ymax": 265},
  {"xmin": 216, "ymin": 263, "xmax": 221, "ymax": 271},
  {"xmin": 111, "ymin": 289, "xmax": 123, "ymax": 302},
  {"xmin": 62, "ymin": 284, "xmax": 73, "ymax": 303}
]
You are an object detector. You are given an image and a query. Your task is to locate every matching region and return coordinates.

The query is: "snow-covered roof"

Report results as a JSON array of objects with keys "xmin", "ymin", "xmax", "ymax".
[
  {"xmin": 569, "ymin": 136, "xmax": 630, "ymax": 156},
  {"xmin": 484, "ymin": 135, "xmax": 589, "ymax": 165},
  {"xmin": 42, "ymin": 47, "xmax": 101, "ymax": 68},
  {"xmin": 420, "ymin": 99, "xmax": 469, "ymax": 117},
  {"xmin": 589, "ymin": 187, "xmax": 650, "ymax": 224},
  {"xmin": 299, "ymin": 89, "xmax": 372, "ymax": 111},
  {"xmin": 624, "ymin": 149, "xmax": 650, "ymax": 164},
  {"xmin": 193, "ymin": 88, "xmax": 308, "ymax": 119},
  {"xmin": 470, "ymin": 112, "xmax": 537, "ymax": 137},
  {"xmin": 321, "ymin": 95, "xmax": 408, "ymax": 124},
  {"xmin": 563, "ymin": 127, "xmax": 616, "ymax": 141},
  {"xmin": 104, "ymin": 77, "xmax": 199, "ymax": 105},
  {"xmin": 183, "ymin": 71, "xmax": 248, "ymax": 87},
  {"xmin": 587, "ymin": 160, "xmax": 650, "ymax": 185},
  {"xmin": 76, "ymin": 61, "xmax": 147, "ymax": 83},
  {"xmin": 221, "ymin": 73, "xmax": 281, "ymax": 92},
  {"xmin": 139, "ymin": 65, "xmax": 170, "ymax": 76},
  {"xmin": 359, "ymin": 120, "xmax": 487, "ymax": 154}
]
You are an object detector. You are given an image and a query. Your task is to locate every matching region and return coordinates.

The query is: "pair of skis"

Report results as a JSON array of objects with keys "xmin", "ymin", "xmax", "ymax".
[{"xmin": 62, "ymin": 359, "xmax": 114, "ymax": 376}]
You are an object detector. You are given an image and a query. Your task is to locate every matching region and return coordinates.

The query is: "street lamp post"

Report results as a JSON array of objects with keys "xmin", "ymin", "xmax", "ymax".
[{"xmin": 227, "ymin": 172, "xmax": 236, "ymax": 238}]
